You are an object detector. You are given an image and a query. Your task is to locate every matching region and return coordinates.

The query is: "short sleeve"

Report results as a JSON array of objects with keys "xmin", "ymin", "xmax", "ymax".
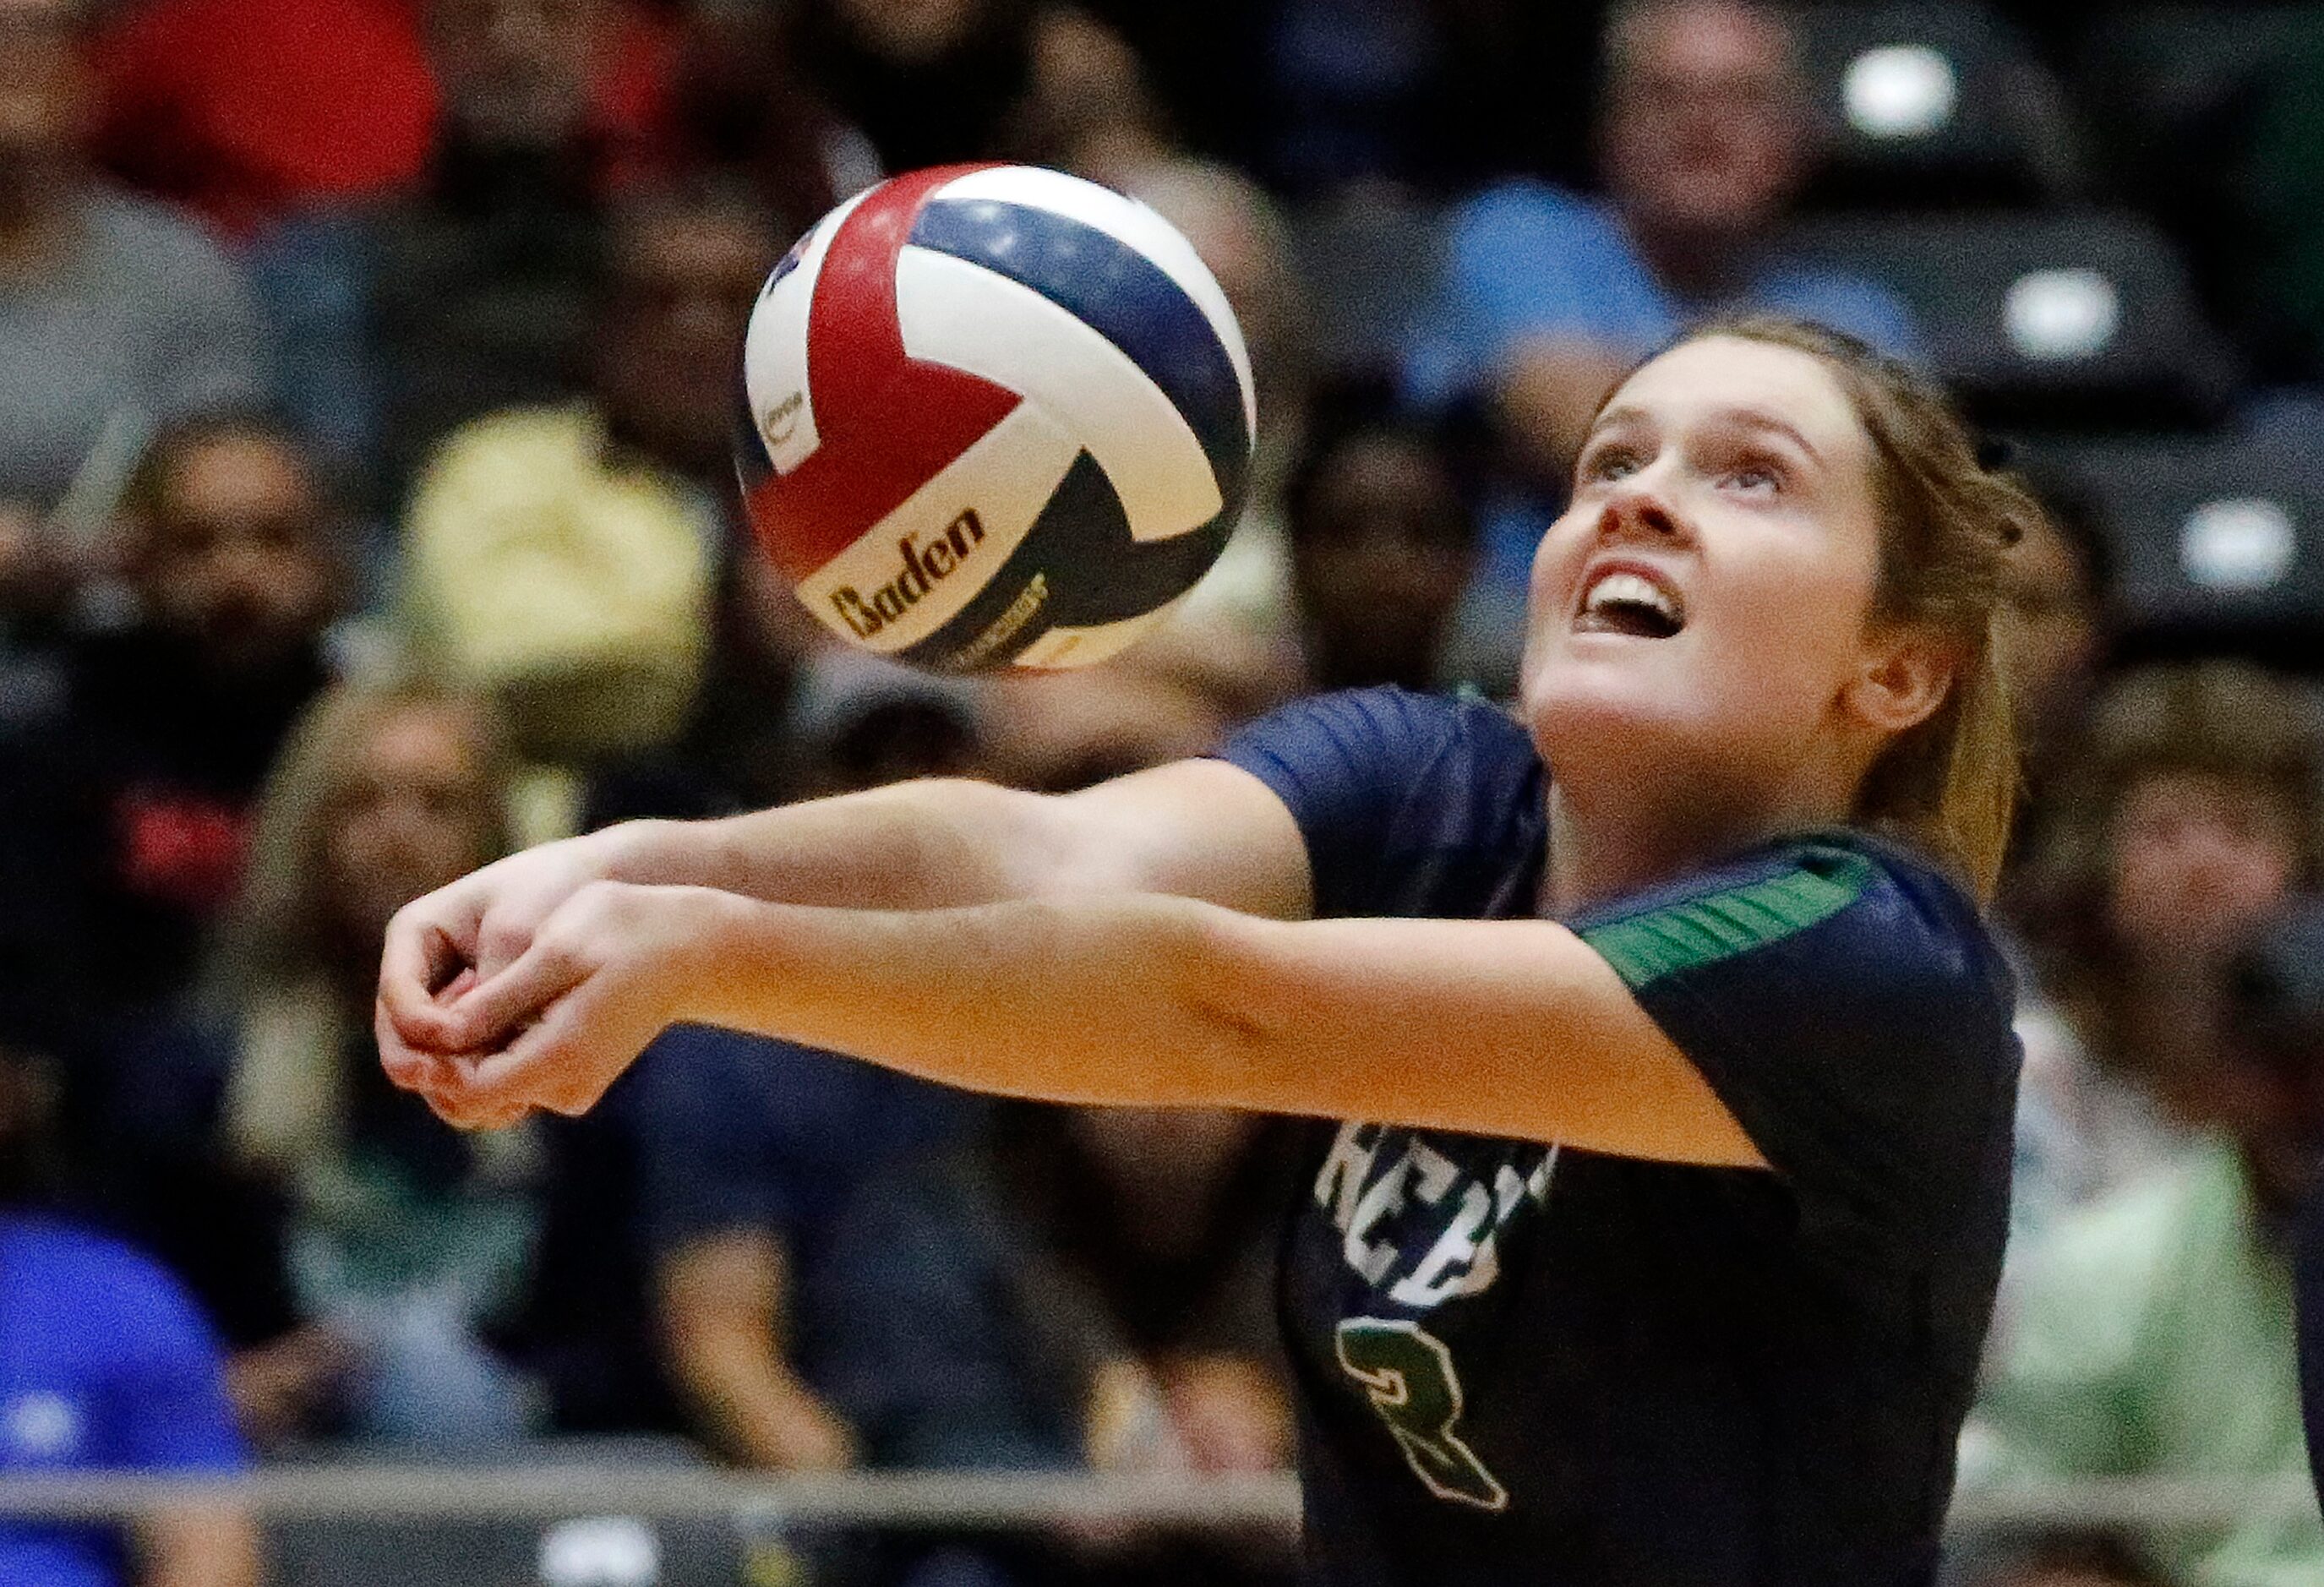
[
  {"xmin": 1214, "ymin": 688, "xmax": 1464, "ymax": 919},
  {"xmin": 100, "ymin": 1252, "xmax": 247, "ymax": 1471},
  {"xmin": 1575, "ymin": 836, "xmax": 2019, "ymax": 1239}
]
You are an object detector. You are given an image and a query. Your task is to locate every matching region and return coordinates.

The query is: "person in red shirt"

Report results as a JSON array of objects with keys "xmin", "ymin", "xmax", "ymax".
[{"xmin": 91, "ymin": 0, "xmax": 681, "ymax": 240}]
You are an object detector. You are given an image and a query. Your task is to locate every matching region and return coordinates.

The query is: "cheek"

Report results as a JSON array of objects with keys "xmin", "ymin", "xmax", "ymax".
[{"xmin": 1694, "ymin": 548, "xmax": 1869, "ymax": 710}]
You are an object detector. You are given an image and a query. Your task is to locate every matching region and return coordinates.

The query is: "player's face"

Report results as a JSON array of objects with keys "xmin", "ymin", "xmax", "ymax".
[{"xmin": 1519, "ymin": 337, "xmax": 1890, "ymax": 804}]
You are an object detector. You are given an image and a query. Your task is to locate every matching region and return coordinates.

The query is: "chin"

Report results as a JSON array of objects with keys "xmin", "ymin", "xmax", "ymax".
[{"xmin": 1519, "ymin": 666, "xmax": 1699, "ymax": 768}]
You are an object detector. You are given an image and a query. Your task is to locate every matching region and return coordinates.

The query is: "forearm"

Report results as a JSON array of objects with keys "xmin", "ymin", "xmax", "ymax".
[
  {"xmin": 141, "ymin": 1506, "xmax": 260, "ymax": 1587},
  {"xmin": 603, "ymin": 778, "xmax": 1076, "ymax": 912},
  {"xmin": 694, "ymin": 892, "xmax": 1258, "ymax": 1110},
  {"xmin": 668, "ymin": 1324, "xmax": 854, "ymax": 1470},
  {"xmin": 684, "ymin": 892, "xmax": 1758, "ymax": 1163}
]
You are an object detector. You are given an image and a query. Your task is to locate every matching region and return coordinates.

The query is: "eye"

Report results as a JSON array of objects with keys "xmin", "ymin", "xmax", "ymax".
[
  {"xmin": 1720, "ymin": 457, "xmax": 1785, "ymax": 496},
  {"xmin": 1579, "ymin": 443, "xmax": 1642, "ymax": 485}
]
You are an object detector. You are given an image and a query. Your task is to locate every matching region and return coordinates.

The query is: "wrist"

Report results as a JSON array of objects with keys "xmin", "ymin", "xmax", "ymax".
[
  {"xmin": 595, "ymin": 819, "xmax": 699, "ymax": 886},
  {"xmin": 679, "ymin": 889, "xmax": 788, "ymax": 1033}
]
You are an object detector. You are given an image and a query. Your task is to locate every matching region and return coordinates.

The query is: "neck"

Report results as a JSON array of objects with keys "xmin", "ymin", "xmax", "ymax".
[{"xmin": 1542, "ymin": 755, "xmax": 1853, "ymax": 917}]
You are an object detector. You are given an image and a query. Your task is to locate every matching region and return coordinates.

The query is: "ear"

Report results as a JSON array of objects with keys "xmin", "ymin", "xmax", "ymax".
[{"xmin": 1844, "ymin": 626, "xmax": 1957, "ymax": 738}]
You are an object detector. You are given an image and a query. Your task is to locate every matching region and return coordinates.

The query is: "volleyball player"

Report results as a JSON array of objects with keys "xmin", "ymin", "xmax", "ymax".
[{"xmin": 378, "ymin": 317, "xmax": 2034, "ymax": 1584}]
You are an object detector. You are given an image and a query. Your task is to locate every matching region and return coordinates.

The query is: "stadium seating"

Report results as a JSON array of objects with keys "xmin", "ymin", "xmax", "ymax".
[
  {"xmin": 2025, "ymin": 396, "xmax": 2324, "ymax": 657},
  {"xmin": 1788, "ymin": 209, "xmax": 2240, "ymax": 427},
  {"xmin": 1786, "ymin": 1, "xmax": 2082, "ymax": 208}
]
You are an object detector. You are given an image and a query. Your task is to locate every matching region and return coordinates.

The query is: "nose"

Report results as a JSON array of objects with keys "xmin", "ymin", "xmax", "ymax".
[{"xmin": 1594, "ymin": 479, "xmax": 1688, "ymax": 546}]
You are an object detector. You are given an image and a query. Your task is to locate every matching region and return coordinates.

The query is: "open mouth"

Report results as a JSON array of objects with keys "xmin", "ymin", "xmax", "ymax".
[{"xmin": 1574, "ymin": 568, "xmax": 1686, "ymax": 639}]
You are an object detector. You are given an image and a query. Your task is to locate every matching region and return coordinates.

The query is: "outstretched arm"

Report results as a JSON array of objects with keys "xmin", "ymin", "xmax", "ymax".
[
  {"xmin": 393, "ymin": 875, "xmax": 1764, "ymax": 1169},
  {"xmin": 378, "ymin": 759, "xmax": 1310, "ymax": 1039}
]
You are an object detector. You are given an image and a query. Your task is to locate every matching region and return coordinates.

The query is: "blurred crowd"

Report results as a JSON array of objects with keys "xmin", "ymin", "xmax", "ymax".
[{"xmin": 3, "ymin": 0, "xmax": 2324, "ymax": 1584}]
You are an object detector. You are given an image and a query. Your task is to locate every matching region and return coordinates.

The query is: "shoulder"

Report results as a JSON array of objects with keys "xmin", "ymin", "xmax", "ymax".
[
  {"xmin": 1, "ymin": 1218, "xmax": 210, "ymax": 1333},
  {"xmin": 1754, "ymin": 263, "xmax": 1923, "ymax": 361},
  {"xmin": 1579, "ymin": 832, "xmax": 2020, "ymax": 1227},
  {"xmin": 1224, "ymin": 685, "xmax": 1531, "ymax": 778},
  {"xmin": 1219, "ymin": 690, "xmax": 1544, "ymax": 919},
  {"xmin": 1584, "ymin": 830, "xmax": 2010, "ymax": 1016},
  {"xmin": 1448, "ymin": 179, "xmax": 1619, "ymax": 251},
  {"xmin": 1216, "ymin": 686, "xmax": 1539, "ymax": 843},
  {"xmin": 83, "ymin": 186, "xmax": 249, "ymax": 293}
]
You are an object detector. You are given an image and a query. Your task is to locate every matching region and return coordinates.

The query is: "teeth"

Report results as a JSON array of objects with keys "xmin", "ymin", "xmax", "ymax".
[{"xmin": 1585, "ymin": 572, "xmax": 1678, "ymax": 620}]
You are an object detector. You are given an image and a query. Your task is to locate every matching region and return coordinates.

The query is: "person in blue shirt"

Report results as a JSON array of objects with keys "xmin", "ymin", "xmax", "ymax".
[
  {"xmin": 380, "ymin": 315, "xmax": 2032, "ymax": 1585},
  {"xmin": 1406, "ymin": 0, "xmax": 1918, "ymax": 414},
  {"xmin": 0, "ymin": 1030, "xmax": 256, "ymax": 1587},
  {"xmin": 1407, "ymin": 0, "xmax": 1921, "ymax": 694}
]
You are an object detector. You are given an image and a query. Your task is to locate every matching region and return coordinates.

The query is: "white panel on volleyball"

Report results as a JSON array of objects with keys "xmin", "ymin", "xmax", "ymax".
[
  {"xmin": 1013, "ymin": 593, "xmax": 1191, "ymax": 670},
  {"xmin": 793, "ymin": 401, "xmax": 1080, "ymax": 654},
  {"xmin": 925, "ymin": 166, "xmax": 1257, "ymax": 438},
  {"xmin": 741, "ymin": 189, "xmax": 870, "ymax": 475},
  {"xmin": 895, "ymin": 248, "xmax": 1221, "ymax": 543}
]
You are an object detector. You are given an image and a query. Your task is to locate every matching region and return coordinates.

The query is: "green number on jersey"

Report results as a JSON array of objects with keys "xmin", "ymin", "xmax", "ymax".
[{"xmin": 1334, "ymin": 1317, "xmax": 1509, "ymax": 1512}]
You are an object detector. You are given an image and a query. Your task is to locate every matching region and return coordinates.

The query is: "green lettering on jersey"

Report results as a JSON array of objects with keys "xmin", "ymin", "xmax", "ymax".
[
  {"xmin": 1579, "ymin": 848, "xmax": 1877, "ymax": 989},
  {"xmin": 1335, "ymin": 1318, "xmax": 1510, "ymax": 1512}
]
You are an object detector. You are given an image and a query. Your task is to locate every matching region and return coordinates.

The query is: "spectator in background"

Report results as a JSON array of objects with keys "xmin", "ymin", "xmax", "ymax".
[
  {"xmin": 252, "ymin": 0, "xmax": 678, "ymax": 497},
  {"xmin": 399, "ymin": 180, "xmax": 779, "ymax": 824},
  {"xmin": 1996, "ymin": 465, "xmax": 2113, "ymax": 794},
  {"xmin": 0, "ymin": 1021, "xmax": 259, "ymax": 1587},
  {"xmin": 661, "ymin": 1, "xmax": 875, "ymax": 239},
  {"xmin": 98, "ymin": 678, "xmax": 540, "ymax": 1452},
  {"xmin": 1116, "ymin": 158, "xmax": 1310, "ymax": 679},
  {"xmin": 789, "ymin": 648, "xmax": 1292, "ymax": 1585},
  {"xmin": 1407, "ymin": 0, "xmax": 1917, "ymax": 428},
  {"xmin": 811, "ymin": 1104, "xmax": 1297, "ymax": 1587},
  {"xmin": 1966, "ymin": 897, "xmax": 2324, "ymax": 1586},
  {"xmin": 797, "ymin": 0, "xmax": 1040, "ymax": 172},
  {"xmin": 639, "ymin": 654, "xmax": 986, "ymax": 1473},
  {"xmin": 90, "ymin": 0, "xmax": 439, "ymax": 240},
  {"xmin": 1283, "ymin": 377, "xmax": 1481, "ymax": 695},
  {"xmin": 57, "ymin": 412, "xmax": 346, "ymax": 1013},
  {"xmin": 1006, "ymin": 7, "xmax": 1170, "ymax": 186},
  {"xmin": 0, "ymin": 0, "xmax": 269, "ymax": 514},
  {"xmin": 1401, "ymin": 0, "xmax": 1918, "ymax": 695},
  {"xmin": 2010, "ymin": 663, "xmax": 2324, "ymax": 1242},
  {"xmin": 815, "ymin": 1102, "xmax": 1295, "ymax": 1475}
]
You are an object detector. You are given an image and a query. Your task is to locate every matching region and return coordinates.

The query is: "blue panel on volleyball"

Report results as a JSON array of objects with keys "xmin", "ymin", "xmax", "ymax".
[{"xmin": 908, "ymin": 196, "xmax": 1252, "ymax": 516}]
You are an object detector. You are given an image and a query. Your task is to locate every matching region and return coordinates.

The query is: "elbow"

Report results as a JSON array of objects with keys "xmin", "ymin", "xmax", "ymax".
[{"xmin": 1165, "ymin": 906, "xmax": 1304, "ymax": 1101}]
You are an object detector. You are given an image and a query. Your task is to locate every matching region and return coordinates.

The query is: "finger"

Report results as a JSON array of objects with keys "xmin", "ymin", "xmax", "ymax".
[
  {"xmin": 376, "ymin": 1000, "xmax": 462, "ymax": 1093},
  {"xmin": 413, "ymin": 1074, "xmax": 529, "ymax": 1132},
  {"xmin": 439, "ymin": 994, "xmax": 614, "ymax": 1118},
  {"xmin": 438, "ymin": 935, "xmax": 592, "ymax": 1054},
  {"xmin": 379, "ymin": 897, "xmax": 484, "ymax": 1051}
]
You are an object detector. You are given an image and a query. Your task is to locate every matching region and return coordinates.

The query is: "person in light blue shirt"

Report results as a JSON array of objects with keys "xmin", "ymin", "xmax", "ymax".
[
  {"xmin": 1406, "ymin": 1, "xmax": 1918, "ymax": 694},
  {"xmin": 0, "ymin": 1029, "xmax": 256, "ymax": 1587}
]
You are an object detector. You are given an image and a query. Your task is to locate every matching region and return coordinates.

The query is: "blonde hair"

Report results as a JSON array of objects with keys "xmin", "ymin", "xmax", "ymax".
[
  {"xmin": 1652, "ymin": 316, "xmax": 2042, "ymax": 901},
  {"xmin": 214, "ymin": 676, "xmax": 515, "ymax": 1175}
]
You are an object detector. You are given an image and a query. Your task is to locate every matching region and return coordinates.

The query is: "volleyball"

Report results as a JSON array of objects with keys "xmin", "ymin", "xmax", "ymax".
[{"xmin": 735, "ymin": 164, "xmax": 1257, "ymax": 673}]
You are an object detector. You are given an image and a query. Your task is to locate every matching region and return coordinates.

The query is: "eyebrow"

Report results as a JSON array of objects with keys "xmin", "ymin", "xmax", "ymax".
[{"xmin": 1586, "ymin": 404, "xmax": 1827, "ymax": 466}]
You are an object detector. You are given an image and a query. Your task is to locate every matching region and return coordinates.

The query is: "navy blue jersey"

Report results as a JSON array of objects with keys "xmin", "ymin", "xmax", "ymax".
[{"xmin": 1216, "ymin": 688, "xmax": 2019, "ymax": 1587}]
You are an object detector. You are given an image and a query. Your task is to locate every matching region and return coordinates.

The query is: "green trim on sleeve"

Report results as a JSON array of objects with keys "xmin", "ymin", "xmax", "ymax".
[{"xmin": 1579, "ymin": 850, "xmax": 1879, "ymax": 989}]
